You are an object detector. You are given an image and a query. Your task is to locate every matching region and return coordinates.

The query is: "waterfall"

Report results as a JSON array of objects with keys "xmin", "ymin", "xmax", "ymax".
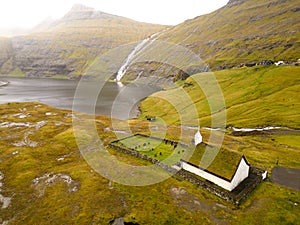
[
  {"xmin": 115, "ymin": 33, "xmax": 159, "ymax": 81},
  {"xmin": 0, "ymin": 81, "xmax": 9, "ymax": 87},
  {"xmin": 116, "ymin": 81, "xmax": 124, "ymax": 88}
]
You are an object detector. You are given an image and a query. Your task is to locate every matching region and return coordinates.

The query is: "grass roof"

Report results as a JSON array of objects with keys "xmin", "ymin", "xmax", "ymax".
[{"xmin": 187, "ymin": 143, "xmax": 244, "ymax": 181}]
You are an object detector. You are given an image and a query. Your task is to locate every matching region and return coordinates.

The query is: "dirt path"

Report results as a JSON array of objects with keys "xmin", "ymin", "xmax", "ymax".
[{"xmin": 271, "ymin": 167, "xmax": 300, "ymax": 191}]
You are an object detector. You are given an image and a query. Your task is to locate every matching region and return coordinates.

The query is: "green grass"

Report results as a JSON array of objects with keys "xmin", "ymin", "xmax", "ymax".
[
  {"xmin": 273, "ymin": 135, "xmax": 300, "ymax": 149},
  {"xmin": 111, "ymin": 134, "xmax": 186, "ymax": 164},
  {"xmin": 230, "ymin": 181, "xmax": 300, "ymax": 225},
  {"xmin": 140, "ymin": 66, "xmax": 300, "ymax": 128},
  {"xmin": 188, "ymin": 143, "xmax": 243, "ymax": 180},
  {"xmin": 237, "ymin": 132, "xmax": 300, "ymax": 171},
  {"xmin": 157, "ymin": 0, "xmax": 300, "ymax": 69},
  {"xmin": 50, "ymin": 74, "xmax": 70, "ymax": 79},
  {"xmin": 0, "ymin": 67, "xmax": 25, "ymax": 77},
  {"xmin": 0, "ymin": 102, "xmax": 214, "ymax": 224},
  {"xmin": 112, "ymin": 133, "xmax": 246, "ymax": 181},
  {"xmin": 0, "ymin": 102, "xmax": 299, "ymax": 224},
  {"xmin": 138, "ymin": 65, "xmax": 300, "ymax": 178}
]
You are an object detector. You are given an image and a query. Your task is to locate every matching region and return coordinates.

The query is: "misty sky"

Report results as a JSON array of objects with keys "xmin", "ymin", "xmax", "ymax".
[{"xmin": 0, "ymin": 0, "xmax": 228, "ymax": 29}]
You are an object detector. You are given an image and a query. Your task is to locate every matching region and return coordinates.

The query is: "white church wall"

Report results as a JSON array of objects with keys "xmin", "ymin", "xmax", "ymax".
[
  {"xmin": 229, "ymin": 157, "xmax": 250, "ymax": 190},
  {"xmin": 194, "ymin": 130, "xmax": 202, "ymax": 146},
  {"xmin": 181, "ymin": 161, "xmax": 232, "ymax": 190},
  {"xmin": 180, "ymin": 157, "xmax": 250, "ymax": 191}
]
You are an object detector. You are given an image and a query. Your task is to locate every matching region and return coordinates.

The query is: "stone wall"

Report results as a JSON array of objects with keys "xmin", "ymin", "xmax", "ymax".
[
  {"xmin": 108, "ymin": 139, "xmax": 265, "ymax": 205},
  {"xmin": 108, "ymin": 143, "xmax": 178, "ymax": 174},
  {"xmin": 177, "ymin": 166, "xmax": 264, "ymax": 205}
]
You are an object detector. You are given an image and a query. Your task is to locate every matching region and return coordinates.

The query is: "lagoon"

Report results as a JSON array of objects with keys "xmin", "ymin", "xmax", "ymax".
[{"xmin": 0, "ymin": 77, "xmax": 159, "ymax": 120}]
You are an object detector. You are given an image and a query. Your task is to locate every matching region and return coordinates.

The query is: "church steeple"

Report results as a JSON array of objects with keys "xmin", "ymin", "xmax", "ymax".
[{"xmin": 194, "ymin": 127, "xmax": 202, "ymax": 146}]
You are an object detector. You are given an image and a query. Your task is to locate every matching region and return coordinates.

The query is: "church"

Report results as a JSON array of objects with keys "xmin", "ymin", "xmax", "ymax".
[{"xmin": 177, "ymin": 128, "xmax": 265, "ymax": 191}]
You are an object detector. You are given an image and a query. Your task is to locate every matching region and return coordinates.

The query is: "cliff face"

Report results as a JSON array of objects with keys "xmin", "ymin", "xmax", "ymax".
[
  {"xmin": 0, "ymin": 38, "xmax": 12, "ymax": 67},
  {"xmin": 0, "ymin": 5, "xmax": 166, "ymax": 78},
  {"xmin": 0, "ymin": 38, "xmax": 14, "ymax": 74},
  {"xmin": 11, "ymin": 36, "xmax": 72, "ymax": 77}
]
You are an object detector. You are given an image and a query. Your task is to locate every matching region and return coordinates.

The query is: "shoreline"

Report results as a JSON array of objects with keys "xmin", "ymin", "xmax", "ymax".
[{"xmin": 0, "ymin": 77, "xmax": 157, "ymax": 121}]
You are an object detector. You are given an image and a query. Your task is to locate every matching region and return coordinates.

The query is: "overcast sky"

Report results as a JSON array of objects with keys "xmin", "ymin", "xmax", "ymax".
[{"xmin": 0, "ymin": 0, "xmax": 228, "ymax": 29}]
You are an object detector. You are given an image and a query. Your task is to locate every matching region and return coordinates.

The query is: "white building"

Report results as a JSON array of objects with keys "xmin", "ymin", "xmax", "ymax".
[
  {"xmin": 194, "ymin": 129, "xmax": 202, "ymax": 146},
  {"xmin": 180, "ymin": 156, "xmax": 251, "ymax": 191}
]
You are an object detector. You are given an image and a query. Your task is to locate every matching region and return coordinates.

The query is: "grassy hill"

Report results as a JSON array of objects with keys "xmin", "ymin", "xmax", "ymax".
[
  {"xmin": 154, "ymin": 0, "xmax": 300, "ymax": 70},
  {"xmin": 110, "ymin": 0, "xmax": 299, "ymax": 82},
  {"xmin": 0, "ymin": 4, "xmax": 166, "ymax": 78},
  {"xmin": 140, "ymin": 65, "xmax": 300, "ymax": 128}
]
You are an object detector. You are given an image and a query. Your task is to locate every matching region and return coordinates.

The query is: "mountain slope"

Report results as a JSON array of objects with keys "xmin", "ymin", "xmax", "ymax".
[
  {"xmin": 140, "ymin": 66, "xmax": 300, "ymax": 127},
  {"xmin": 0, "ymin": 4, "xmax": 166, "ymax": 78},
  {"xmin": 137, "ymin": 0, "xmax": 300, "ymax": 126},
  {"xmin": 155, "ymin": 0, "xmax": 300, "ymax": 70}
]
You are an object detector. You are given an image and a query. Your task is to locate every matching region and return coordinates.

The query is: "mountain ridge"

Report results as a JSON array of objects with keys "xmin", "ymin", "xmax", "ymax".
[
  {"xmin": 0, "ymin": 4, "xmax": 166, "ymax": 78},
  {"xmin": 61, "ymin": 4, "xmax": 117, "ymax": 21},
  {"xmin": 0, "ymin": 1, "xmax": 299, "ymax": 78},
  {"xmin": 117, "ymin": 0, "xmax": 299, "ymax": 82},
  {"xmin": 155, "ymin": 0, "xmax": 299, "ymax": 70},
  {"xmin": 227, "ymin": 0, "xmax": 248, "ymax": 7}
]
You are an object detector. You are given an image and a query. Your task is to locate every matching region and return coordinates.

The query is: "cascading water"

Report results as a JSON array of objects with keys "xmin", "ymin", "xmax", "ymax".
[
  {"xmin": 115, "ymin": 33, "xmax": 159, "ymax": 81},
  {"xmin": 0, "ymin": 81, "xmax": 8, "ymax": 87}
]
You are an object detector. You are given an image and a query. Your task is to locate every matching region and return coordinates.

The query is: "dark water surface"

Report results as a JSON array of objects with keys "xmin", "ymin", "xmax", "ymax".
[{"xmin": 0, "ymin": 77, "xmax": 159, "ymax": 120}]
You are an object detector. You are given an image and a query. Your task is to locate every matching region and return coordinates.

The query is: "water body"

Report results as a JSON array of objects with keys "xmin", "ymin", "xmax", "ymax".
[
  {"xmin": 232, "ymin": 126, "xmax": 282, "ymax": 132},
  {"xmin": 0, "ymin": 77, "xmax": 159, "ymax": 120}
]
